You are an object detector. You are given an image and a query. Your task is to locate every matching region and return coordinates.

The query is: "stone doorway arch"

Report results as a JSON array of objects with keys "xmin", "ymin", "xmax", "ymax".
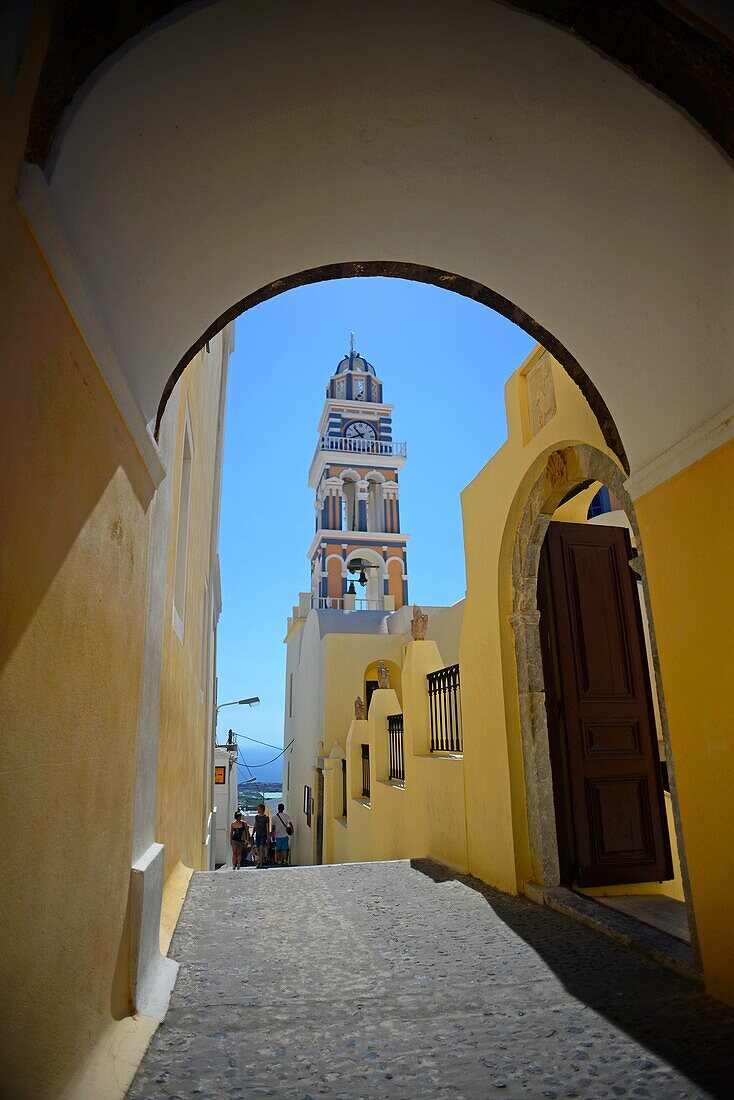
[{"xmin": 509, "ymin": 443, "xmax": 698, "ymax": 954}]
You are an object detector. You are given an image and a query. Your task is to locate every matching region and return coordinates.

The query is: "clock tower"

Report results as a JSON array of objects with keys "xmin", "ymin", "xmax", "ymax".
[{"xmin": 306, "ymin": 340, "xmax": 409, "ymax": 611}]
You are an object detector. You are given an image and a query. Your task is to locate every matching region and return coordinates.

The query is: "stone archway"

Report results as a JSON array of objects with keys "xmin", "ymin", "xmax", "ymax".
[
  {"xmin": 154, "ymin": 261, "xmax": 627, "ymax": 472},
  {"xmin": 24, "ymin": 0, "xmax": 733, "ymax": 495},
  {"xmin": 509, "ymin": 443, "xmax": 698, "ymax": 952}
]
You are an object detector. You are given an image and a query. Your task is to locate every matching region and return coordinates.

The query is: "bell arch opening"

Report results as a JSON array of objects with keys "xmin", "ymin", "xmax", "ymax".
[{"xmin": 345, "ymin": 547, "xmax": 385, "ymax": 609}]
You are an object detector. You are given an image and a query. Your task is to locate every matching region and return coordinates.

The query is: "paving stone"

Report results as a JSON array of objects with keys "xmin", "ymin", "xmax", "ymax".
[{"xmin": 130, "ymin": 861, "xmax": 734, "ymax": 1099}]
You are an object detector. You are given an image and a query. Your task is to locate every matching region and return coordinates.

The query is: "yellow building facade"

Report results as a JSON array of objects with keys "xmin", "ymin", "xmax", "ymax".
[{"xmin": 287, "ymin": 346, "xmax": 701, "ymax": 990}]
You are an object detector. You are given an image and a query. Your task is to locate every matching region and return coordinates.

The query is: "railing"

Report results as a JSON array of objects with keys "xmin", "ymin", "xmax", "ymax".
[
  {"xmin": 342, "ymin": 758, "xmax": 347, "ymax": 817},
  {"xmin": 319, "ymin": 436, "xmax": 407, "ymax": 457},
  {"xmin": 311, "ymin": 596, "xmax": 384, "ymax": 611},
  {"xmin": 361, "ymin": 744, "xmax": 371, "ymax": 798},
  {"xmin": 427, "ymin": 664, "xmax": 463, "ymax": 753},
  {"xmin": 388, "ymin": 714, "xmax": 405, "ymax": 781}
]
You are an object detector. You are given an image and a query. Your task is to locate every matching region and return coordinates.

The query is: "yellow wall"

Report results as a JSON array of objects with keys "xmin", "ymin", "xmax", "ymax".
[
  {"xmin": 331, "ymin": 640, "xmax": 468, "ymax": 872},
  {"xmin": 457, "ymin": 348, "xmax": 720, "ymax": 978},
  {"xmin": 0, "ymin": 15, "xmax": 153, "ymax": 1092},
  {"xmin": 287, "ymin": 616, "xmax": 469, "ymax": 874},
  {"xmin": 286, "ymin": 620, "xmax": 425, "ymax": 865},
  {"xmin": 0, "ymin": 23, "xmax": 230, "ymax": 1089},
  {"xmin": 635, "ymin": 438, "xmax": 734, "ymax": 1002},
  {"xmin": 459, "ymin": 351, "xmax": 615, "ymax": 894},
  {"xmin": 322, "ymin": 634, "xmax": 406, "ymax": 751},
  {"xmin": 156, "ymin": 340, "xmax": 226, "ymax": 882}
]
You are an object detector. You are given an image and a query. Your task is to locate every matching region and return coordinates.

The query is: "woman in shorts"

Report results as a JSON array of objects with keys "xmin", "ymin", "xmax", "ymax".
[{"xmin": 229, "ymin": 811, "xmax": 249, "ymax": 870}]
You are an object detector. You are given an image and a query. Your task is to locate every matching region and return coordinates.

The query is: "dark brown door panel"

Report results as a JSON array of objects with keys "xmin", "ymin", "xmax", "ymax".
[{"xmin": 540, "ymin": 521, "xmax": 672, "ymax": 887}]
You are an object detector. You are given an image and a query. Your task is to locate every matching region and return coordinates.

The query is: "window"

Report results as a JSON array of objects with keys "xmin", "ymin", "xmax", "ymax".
[
  {"xmin": 215, "ymin": 766, "xmax": 226, "ymax": 784},
  {"xmin": 361, "ymin": 744, "xmax": 370, "ymax": 799},
  {"xmin": 199, "ymin": 576, "xmax": 209, "ymax": 693},
  {"xmin": 365, "ymin": 680, "xmax": 379, "ymax": 715},
  {"xmin": 173, "ymin": 414, "xmax": 193, "ymax": 637},
  {"xmin": 303, "ymin": 784, "xmax": 312, "ymax": 827},
  {"xmin": 288, "ymin": 672, "xmax": 293, "ymax": 717},
  {"xmin": 587, "ymin": 485, "xmax": 612, "ymax": 519},
  {"xmin": 286, "ymin": 760, "xmax": 290, "ymax": 792},
  {"xmin": 660, "ymin": 760, "xmax": 670, "ymax": 793},
  {"xmin": 1, "ymin": 1, "xmax": 33, "ymax": 91},
  {"xmin": 342, "ymin": 758, "xmax": 347, "ymax": 817}
]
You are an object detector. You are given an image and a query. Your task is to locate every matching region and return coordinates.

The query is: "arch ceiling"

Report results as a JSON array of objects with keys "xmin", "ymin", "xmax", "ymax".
[{"xmin": 28, "ymin": 0, "xmax": 734, "ymax": 481}]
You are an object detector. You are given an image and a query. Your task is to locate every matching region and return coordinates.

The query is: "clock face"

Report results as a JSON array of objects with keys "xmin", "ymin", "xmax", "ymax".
[{"xmin": 345, "ymin": 421, "xmax": 377, "ymax": 442}]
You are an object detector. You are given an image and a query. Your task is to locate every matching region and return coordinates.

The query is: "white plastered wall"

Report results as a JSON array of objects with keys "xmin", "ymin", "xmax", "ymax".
[{"xmin": 23, "ymin": 0, "xmax": 733, "ymax": 494}]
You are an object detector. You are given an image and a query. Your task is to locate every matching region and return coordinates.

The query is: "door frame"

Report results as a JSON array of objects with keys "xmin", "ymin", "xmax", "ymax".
[{"xmin": 509, "ymin": 445, "xmax": 697, "ymax": 950}]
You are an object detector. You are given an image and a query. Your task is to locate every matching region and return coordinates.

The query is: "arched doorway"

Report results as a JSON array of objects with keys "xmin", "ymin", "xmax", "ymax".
[{"xmin": 509, "ymin": 444, "xmax": 698, "ymax": 954}]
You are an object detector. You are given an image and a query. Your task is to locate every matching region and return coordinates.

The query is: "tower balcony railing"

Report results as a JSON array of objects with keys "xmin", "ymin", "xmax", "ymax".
[
  {"xmin": 311, "ymin": 595, "xmax": 386, "ymax": 612},
  {"xmin": 319, "ymin": 436, "xmax": 406, "ymax": 457}
]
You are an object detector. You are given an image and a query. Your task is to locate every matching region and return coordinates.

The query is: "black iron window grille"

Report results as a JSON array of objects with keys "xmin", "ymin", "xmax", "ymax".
[
  {"xmin": 342, "ymin": 757, "xmax": 348, "ymax": 816},
  {"xmin": 361, "ymin": 743, "xmax": 371, "ymax": 799},
  {"xmin": 388, "ymin": 713, "xmax": 405, "ymax": 781},
  {"xmin": 303, "ymin": 784, "xmax": 312, "ymax": 827},
  {"xmin": 427, "ymin": 663, "xmax": 463, "ymax": 753}
]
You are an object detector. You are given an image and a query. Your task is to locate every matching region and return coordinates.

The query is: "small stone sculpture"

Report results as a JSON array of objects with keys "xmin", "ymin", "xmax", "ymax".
[
  {"xmin": 546, "ymin": 450, "xmax": 567, "ymax": 486},
  {"xmin": 377, "ymin": 662, "xmax": 390, "ymax": 689},
  {"xmin": 411, "ymin": 605, "xmax": 429, "ymax": 641},
  {"xmin": 354, "ymin": 696, "xmax": 365, "ymax": 720}
]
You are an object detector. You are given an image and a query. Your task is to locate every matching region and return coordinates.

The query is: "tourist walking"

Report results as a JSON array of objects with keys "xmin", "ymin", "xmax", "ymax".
[
  {"xmin": 229, "ymin": 811, "xmax": 249, "ymax": 870},
  {"xmin": 272, "ymin": 803, "xmax": 293, "ymax": 865},
  {"xmin": 253, "ymin": 804, "xmax": 270, "ymax": 868}
]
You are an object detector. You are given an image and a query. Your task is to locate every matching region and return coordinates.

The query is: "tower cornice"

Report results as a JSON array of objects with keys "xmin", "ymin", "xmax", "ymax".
[
  {"xmin": 316, "ymin": 399, "xmax": 393, "ymax": 436},
  {"xmin": 308, "ymin": 448, "xmax": 406, "ymax": 489},
  {"xmin": 306, "ymin": 529, "xmax": 410, "ymax": 562}
]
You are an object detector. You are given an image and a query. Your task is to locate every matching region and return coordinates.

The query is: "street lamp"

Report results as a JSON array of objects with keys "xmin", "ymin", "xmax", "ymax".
[
  {"xmin": 214, "ymin": 696, "xmax": 260, "ymax": 750},
  {"xmin": 216, "ymin": 696, "xmax": 260, "ymax": 714}
]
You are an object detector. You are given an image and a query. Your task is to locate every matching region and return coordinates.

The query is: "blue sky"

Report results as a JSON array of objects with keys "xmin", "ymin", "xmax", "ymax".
[{"xmin": 215, "ymin": 278, "xmax": 534, "ymax": 782}]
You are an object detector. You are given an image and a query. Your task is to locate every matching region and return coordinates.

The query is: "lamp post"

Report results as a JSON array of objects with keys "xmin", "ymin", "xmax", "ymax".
[
  {"xmin": 213, "ymin": 698, "xmax": 261, "ymax": 821},
  {"xmin": 215, "ymin": 697, "xmax": 260, "ymax": 749},
  {"xmin": 216, "ymin": 696, "xmax": 260, "ymax": 714}
]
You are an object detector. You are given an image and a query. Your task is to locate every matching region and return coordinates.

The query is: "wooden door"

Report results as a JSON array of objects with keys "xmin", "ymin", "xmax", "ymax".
[{"xmin": 539, "ymin": 521, "xmax": 672, "ymax": 887}]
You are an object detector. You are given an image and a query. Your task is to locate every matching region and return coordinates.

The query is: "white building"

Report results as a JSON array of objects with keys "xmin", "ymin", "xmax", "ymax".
[
  {"xmin": 213, "ymin": 743, "xmax": 238, "ymax": 866},
  {"xmin": 283, "ymin": 345, "xmax": 463, "ymax": 866}
]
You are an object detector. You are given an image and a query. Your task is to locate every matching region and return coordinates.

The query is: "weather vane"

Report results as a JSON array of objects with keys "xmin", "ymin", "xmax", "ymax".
[{"xmin": 350, "ymin": 330, "xmax": 356, "ymax": 355}]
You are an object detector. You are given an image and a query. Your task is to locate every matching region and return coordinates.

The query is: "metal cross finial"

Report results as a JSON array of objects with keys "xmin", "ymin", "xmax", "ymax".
[{"xmin": 350, "ymin": 330, "xmax": 356, "ymax": 355}]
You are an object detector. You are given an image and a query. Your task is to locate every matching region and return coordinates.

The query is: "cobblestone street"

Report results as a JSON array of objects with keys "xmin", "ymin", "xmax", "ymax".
[{"xmin": 131, "ymin": 861, "xmax": 734, "ymax": 1099}]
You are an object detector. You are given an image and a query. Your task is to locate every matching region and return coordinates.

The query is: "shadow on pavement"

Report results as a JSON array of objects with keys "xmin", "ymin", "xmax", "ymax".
[{"xmin": 411, "ymin": 859, "xmax": 734, "ymax": 1099}]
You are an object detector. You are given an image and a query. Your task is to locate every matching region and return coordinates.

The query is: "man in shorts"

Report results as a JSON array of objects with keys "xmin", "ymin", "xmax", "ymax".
[{"xmin": 272, "ymin": 803, "xmax": 293, "ymax": 866}]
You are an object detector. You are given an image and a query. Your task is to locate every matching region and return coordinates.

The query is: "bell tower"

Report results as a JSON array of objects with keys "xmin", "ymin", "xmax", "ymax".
[{"xmin": 306, "ymin": 338, "xmax": 409, "ymax": 611}]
